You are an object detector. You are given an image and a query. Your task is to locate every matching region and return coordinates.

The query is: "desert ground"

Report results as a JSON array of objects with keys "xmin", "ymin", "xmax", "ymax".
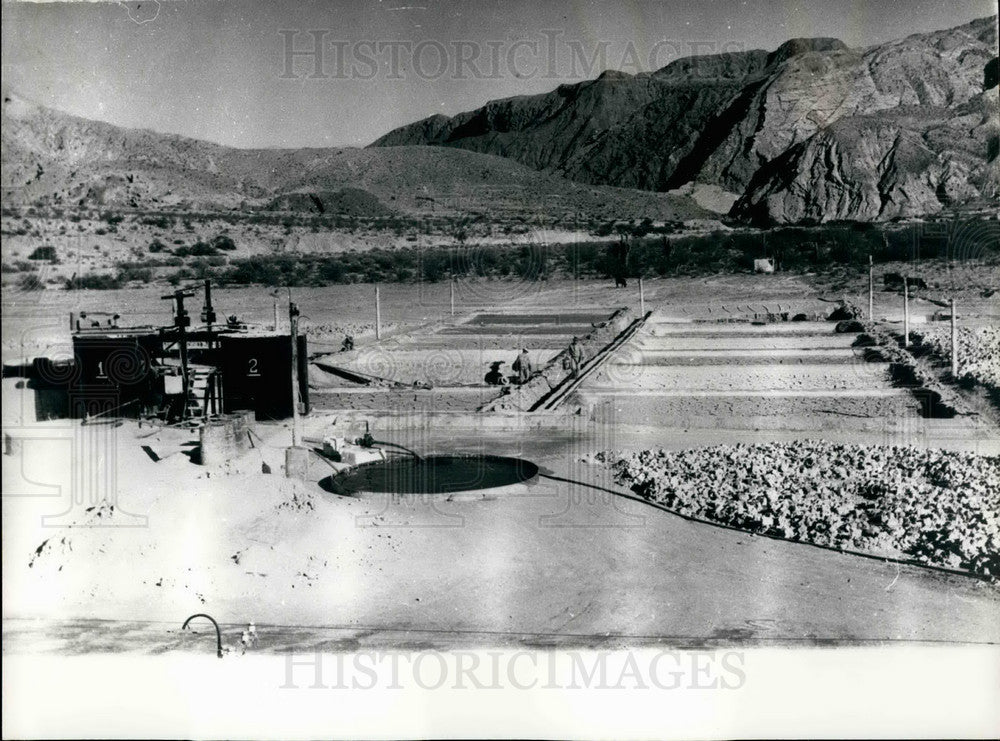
[{"xmin": 4, "ymin": 270, "xmax": 999, "ymax": 656}]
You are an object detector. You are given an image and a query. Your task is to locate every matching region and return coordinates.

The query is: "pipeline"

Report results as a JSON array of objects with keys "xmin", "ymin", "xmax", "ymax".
[{"xmin": 371, "ymin": 440, "xmax": 423, "ymax": 461}]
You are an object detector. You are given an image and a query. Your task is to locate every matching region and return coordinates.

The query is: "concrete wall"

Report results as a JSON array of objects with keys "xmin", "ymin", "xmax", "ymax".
[{"xmin": 199, "ymin": 411, "xmax": 255, "ymax": 466}]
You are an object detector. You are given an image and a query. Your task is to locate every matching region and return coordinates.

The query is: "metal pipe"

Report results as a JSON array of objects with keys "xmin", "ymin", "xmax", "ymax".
[
  {"xmin": 375, "ymin": 285, "xmax": 381, "ymax": 341},
  {"xmin": 372, "ymin": 439, "xmax": 423, "ymax": 461},
  {"xmin": 182, "ymin": 613, "xmax": 224, "ymax": 658},
  {"xmin": 639, "ymin": 277, "xmax": 645, "ymax": 316}
]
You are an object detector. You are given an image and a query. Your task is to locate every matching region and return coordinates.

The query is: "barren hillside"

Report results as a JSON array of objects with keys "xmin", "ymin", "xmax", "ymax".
[{"xmin": 373, "ymin": 16, "xmax": 1000, "ymax": 222}]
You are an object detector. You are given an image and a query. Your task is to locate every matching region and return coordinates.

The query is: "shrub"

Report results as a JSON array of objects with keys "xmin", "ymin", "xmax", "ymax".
[
  {"xmin": 141, "ymin": 214, "xmax": 174, "ymax": 229},
  {"xmin": 117, "ymin": 266, "xmax": 153, "ymax": 284},
  {"xmin": 65, "ymin": 273, "xmax": 124, "ymax": 290},
  {"xmin": 17, "ymin": 273, "xmax": 45, "ymax": 291},
  {"xmin": 211, "ymin": 234, "xmax": 237, "ymax": 251},
  {"xmin": 28, "ymin": 245, "xmax": 57, "ymax": 261},
  {"xmin": 2, "ymin": 259, "xmax": 37, "ymax": 272},
  {"xmin": 173, "ymin": 242, "xmax": 219, "ymax": 257}
]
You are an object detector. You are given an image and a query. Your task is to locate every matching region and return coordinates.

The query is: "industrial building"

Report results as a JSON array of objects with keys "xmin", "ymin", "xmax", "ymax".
[{"xmin": 11, "ymin": 281, "xmax": 309, "ymax": 423}]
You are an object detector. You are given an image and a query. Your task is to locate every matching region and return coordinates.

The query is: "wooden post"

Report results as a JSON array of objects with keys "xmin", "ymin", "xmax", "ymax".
[
  {"xmin": 161, "ymin": 288, "xmax": 195, "ymax": 420},
  {"xmin": 273, "ymin": 299, "xmax": 279, "ymax": 332},
  {"xmin": 375, "ymin": 285, "xmax": 381, "ymax": 341},
  {"xmin": 289, "ymin": 299, "xmax": 301, "ymax": 447},
  {"xmin": 950, "ymin": 298, "xmax": 958, "ymax": 378},
  {"xmin": 903, "ymin": 276, "xmax": 910, "ymax": 348},
  {"xmin": 868, "ymin": 255, "xmax": 873, "ymax": 321},
  {"xmin": 450, "ymin": 279, "xmax": 455, "ymax": 316},
  {"xmin": 639, "ymin": 277, "xmax": 645, "ymax": 316}
]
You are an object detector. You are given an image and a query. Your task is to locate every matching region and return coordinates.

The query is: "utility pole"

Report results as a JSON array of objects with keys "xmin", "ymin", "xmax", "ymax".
[
  {"xmin": 375, "ymin": 285, "xmax": 382, "ymax": 341},
  {"xmin": 639, "ymin": 277, "xmax": 645, "ymax": 316},
  {"xmin": 289, "ymin": 297, "xmax": 301, "ymax": 447},
  {"xmin": 868, "ymin": 255, "xmax": 873, "ymax": 321},
  {"xmin": 950, "ymin": 298, "xmax": 958, "ymax": 378},
  {"xmin": 201, "ymin": 280, "xmax": 217, "ymax": 415},
  {"xmin": 903, "ymin": 276, "xmax": 910, "ymax": 348},
  {"xmin": 161, "ymin": 288, "xmax": 195, "ymax": 419},
  {"xmin": 450, "ymin": 279, "xmax": 455, "ymax": 316}
]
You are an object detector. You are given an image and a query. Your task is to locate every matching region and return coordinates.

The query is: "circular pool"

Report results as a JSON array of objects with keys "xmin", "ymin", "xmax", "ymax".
[{"xmin": 323, "ymin": 454, "xmax": 538, "ymax": 496}]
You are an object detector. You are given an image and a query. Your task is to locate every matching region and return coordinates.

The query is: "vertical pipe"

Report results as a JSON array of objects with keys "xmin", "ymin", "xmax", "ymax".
[
  {"xmin": 289, "ymin": 300, "xmax": 300, "ymax": 447},
  {"xmin": 450, "ymin": 279, "xmax": 455, "ymax": 316},
  {"xmin": 273, "ymin": 300, "xmax": 279, "ymax": 332},
  {"xmin": 903, "ymin": 276, "xmax": 910, "ymax": 348},
  {"xmin": 375, "ymin": 285, "xmax": 381, "ymax": 341},
  {"xmin": 639, "ymin": 277, "xmax": 645, "ymax": 316},
  {"xmin": 70, "ymin": 312, "xmax": 76, "ymax": 333},
  {"xmin": 868, "ymin": 255, "xmax": 873, "ymax": 321},
  {"xmin": 950, "ymin": 298, "xmax": 958, "ymax": 378}
]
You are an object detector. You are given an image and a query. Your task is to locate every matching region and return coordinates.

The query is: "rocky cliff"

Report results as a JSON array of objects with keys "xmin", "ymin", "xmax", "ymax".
[
  {"xmin": 373, "ymin": 16, "xmax": 999, "ymax": 223},
  {"xmin": 0, "ymin": 90, "xmax": 708, "ymax": 221}
]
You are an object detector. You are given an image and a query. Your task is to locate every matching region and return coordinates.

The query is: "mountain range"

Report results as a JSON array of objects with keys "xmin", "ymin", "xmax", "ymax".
[
  {"xmin": 2, "ymin": 16, "xmax": 997, "ymax": 225},
  {"xmin": 0, "ymin": 91, "xmax": 706, "ymax": 223},
  {"xmin": 374, "ymin": 15, "xmax": 1000, "ymax": 223}
]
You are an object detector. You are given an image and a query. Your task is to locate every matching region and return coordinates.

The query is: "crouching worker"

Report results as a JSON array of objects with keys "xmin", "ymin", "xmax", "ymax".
[
  {"xmin": 512, "ymin": 348, "xmax": 533, "ymax": 385},
  {"xmin": 341, "ymin": 334, "xmax": 354, "ymax": 352},
  {"xmin": 485, "ymin": 361, "xmax": 509, "ymax": 386}
]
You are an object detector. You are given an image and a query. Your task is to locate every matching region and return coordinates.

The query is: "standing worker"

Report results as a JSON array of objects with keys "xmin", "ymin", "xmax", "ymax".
[
  {"xmin": 567, "ymin": 336, "xmax": 585, "ymax": 378},
  {"xmin": 512, "ymin": 348, "xmax": 533, "ymax": 385}
]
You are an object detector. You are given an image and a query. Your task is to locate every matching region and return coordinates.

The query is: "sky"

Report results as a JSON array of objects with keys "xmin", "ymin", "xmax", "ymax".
[{"xmin": 2, "ymin": 0, "xmax": 997, "ymax": 148}]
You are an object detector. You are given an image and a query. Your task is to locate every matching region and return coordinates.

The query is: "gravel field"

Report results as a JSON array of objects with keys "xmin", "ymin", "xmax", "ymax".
[
  {"xmin": 911, "ymin": 325, "xmax": 1000, "ymax": 388},
  {"xmin": 596, "ymin": 442, "xmax": 1000, "ymax": 578}
]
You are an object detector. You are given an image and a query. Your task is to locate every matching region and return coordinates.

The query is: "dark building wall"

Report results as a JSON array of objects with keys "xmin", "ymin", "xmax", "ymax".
[
  {"xmin": 69, "ymin": 334, "xmax": 161, "ymax": 418},
  {"xmin": 219, "ymin": 335, "xmax": 307, "ymax": 420}
]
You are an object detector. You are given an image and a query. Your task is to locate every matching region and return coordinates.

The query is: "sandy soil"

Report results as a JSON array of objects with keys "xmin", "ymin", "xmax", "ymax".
[
  {"xmin": 309, "ymin": 388, "xmax": 493, "ymax": 413},
  {"xmin": 634, "ymin": 334, "xmax": 858, "ymax": 350},
  {"xmin": 588, "ymin": 364, "xmax": 892, "ymax": 392},
  {"xmin": 4, "ymin": 415, "xmax": 998, "ymax": 648},
  {"xmin": 317, "ymin": 348, "xmax": 562, "ymax": 386},
  {"xmin": 580, "ymin": 392, "xmax": 927, "ymax": 430},
  {"xmin": 3, "ymin": 275, "xmax": 998, "ymax": 655}
]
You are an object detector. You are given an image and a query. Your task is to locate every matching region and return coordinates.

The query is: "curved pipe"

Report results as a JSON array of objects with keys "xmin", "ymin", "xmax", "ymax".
[
  {"xmin": 372, "ymin": 440, "xmax": 423, "ymax": 461},
  {"xmin": 182, "ymin": 613, "xmax": 224, "ymax": 658}
]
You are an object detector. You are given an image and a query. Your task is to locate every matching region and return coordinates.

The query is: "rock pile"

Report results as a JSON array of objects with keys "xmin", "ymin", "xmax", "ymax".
[
  {"xmin": 596, "ymin": 441, "xmax": 1000, "ymax": 578},
  {"xmin": 912, "ymin": 326, "xmax": 1000, "ymax": 389}
]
